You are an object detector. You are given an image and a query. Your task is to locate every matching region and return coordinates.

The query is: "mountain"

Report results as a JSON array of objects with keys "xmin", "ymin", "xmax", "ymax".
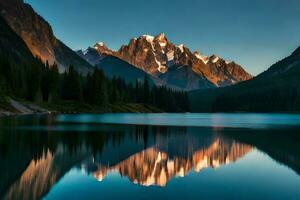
[
  {"xmin": 77, "ymin": 47, "xmax": 105, "ymax": 67},
  {"xmin": 115, "ymin": 33, "xmax": 252, "ymax": 87},
  {"xmin": 76, "ymin": 43, "xmax": 159, "ymax": 85},
  {"xmin": 0, "ymin": 0, "xmax": 92, "ymax": 74},
  {"xmin": 158, "ymin": 64, "xmax": 215, "ymax": 90},
  {"xmin": 97, "ymin": 55, "xmax": 159, "ymax": 84},
  {"xmin": 0, "ymin": 15, "xmax": 34, "ymax": 63},
  {"xmin": 79, "ymin": 33, "xmax": 252, "ymax": 90},
  {"xmin": 189, "ymin": 46, "xmax": 300, "ymax": 112},
  {"xmin": 76, "ymin": 42, "xmax": 114, "ymax": 66},
  {"xmin": 257, "ymin": 46, "xmax": 300, "ymax": 78}
]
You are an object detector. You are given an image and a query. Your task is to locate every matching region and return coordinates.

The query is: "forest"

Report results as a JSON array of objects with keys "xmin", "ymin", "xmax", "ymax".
[
  {"xmin": 189, "ymin": 62, "xmax": 300, "ymax": 113},
  {"xmin": 0, "ymin": 55, "xmax": 190, "ymax": 113}
]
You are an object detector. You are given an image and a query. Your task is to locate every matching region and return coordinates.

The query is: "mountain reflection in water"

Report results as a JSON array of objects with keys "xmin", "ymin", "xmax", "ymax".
[
  {"xmin": 89, "ymin": 140, "xmax": 251, "ymax": 187},
  {"xmin": 1, "ymin": 115, "xmax": 300, "ymax": 200}
]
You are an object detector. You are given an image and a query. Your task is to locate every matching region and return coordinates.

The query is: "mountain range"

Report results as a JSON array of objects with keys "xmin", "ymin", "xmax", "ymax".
[
  {"xmin": 78, "ymin": 33, "xmax": 252, "ymax": 90},
  {"xmin": 90, "ymin": 140, "xmax": 251, "ymax": 187},
  {"xmin": 0, "ymin": 0, "xmax": 253, "ymax": 92}
]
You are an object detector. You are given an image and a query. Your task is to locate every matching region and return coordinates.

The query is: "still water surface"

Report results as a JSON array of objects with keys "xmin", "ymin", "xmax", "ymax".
[{"xmin": 1, "ymin": 113, "xmax": 300, "ymax": 200}]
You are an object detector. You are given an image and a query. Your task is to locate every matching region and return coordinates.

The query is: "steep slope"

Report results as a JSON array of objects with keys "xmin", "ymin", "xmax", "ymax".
[
  {"xmin": 77, "ymin": 48, "xmax": 104, "ymax": 67},
  {"xmin": 257, "ymin": 46, "xmax": 300, "ymax": 78},
  {"xmin": 0, "ymin": 15, "xmax": 34, "ymax": 63},
  {"xmin": 0, "ymin": 0, "xmax": 92, "ymax": 74},
  {"xmin": 97, "ymin": 55, "xmax": 159, "ymax": 85},
  {"xmin": 189, "ymin": 46, "xmax": 300, "ymax": 112},
  {"xmin": 77, "ymin": 44, "xmax": 161, "ymax": 86},
  {"xmin": 80, "ymin": 33, "xmax": 252, "ymax": 90},
  {"xmin": 158, "ymin": 64, "xmax": 214, "ymax": 90},
  {"xmin": 0, "ymin": 15, "xmax": 37, "ymax": 108},
  {"xmin": 76, "ymin": 42, "xmax": 113, "ymax": 66}
]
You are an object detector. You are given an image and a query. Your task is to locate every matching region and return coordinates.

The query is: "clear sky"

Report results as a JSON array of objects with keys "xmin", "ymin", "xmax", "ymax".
[{"xmin": 25, "ymin": 0, "xmax": 300, "ymax": 75}]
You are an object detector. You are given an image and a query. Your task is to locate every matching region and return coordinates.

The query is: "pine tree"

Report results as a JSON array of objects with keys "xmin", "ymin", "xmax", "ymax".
[
  {"xmin": 143, "ymin": 75, "xmax": 150, "ymax": 103},
  {"xmin": 49, "ymin": 63, "xmax": 60, "ymax": 102},
  {"xmin": 0, "ymin": 75, "xmax": 6, "ymax": 104},
  {"xmin": 61, "ymin": 65, "xmax": 82, "ymax": 101}
]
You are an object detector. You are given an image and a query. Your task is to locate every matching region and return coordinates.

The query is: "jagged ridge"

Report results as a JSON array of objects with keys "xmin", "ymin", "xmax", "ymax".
[{"xmin": 79, "ymin": 33, "xmax": 252, "ymax": 90}]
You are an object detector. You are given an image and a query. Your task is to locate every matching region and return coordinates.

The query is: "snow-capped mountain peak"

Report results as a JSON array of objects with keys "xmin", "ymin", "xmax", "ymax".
[
  {"xmin": 94, "ymin": 41, "xmax": 108, "ymax": 49},
  {"xmin": 212, "ymin": 56, "xmax": 220, "ymax": 63},
  {"xmin": 141, "ymin": 35, "xmax": 154, "ymax": 43},
  {"xmin": 154, "ymin": 33, "xmax": 166, "ymax": 41},
  {"xmin": 92, "ymin": 42, "xmax": 113, "ymax": 55},
  {"xmin": 79, "ymin": 33, "xmax": 252, "ymax": 90},
  {"xmin": 194, "ymin": 51, "xmax": 209, "ymax": 64},
  {"xmin": 178, "ymin": 44, "xmax": 185, "ymax": 52},
  {"xmin": 97, "ymin": 42, "xmax": 104, "ymax": 46}
]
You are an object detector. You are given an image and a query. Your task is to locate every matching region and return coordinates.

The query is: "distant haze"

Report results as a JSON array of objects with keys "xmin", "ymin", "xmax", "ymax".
[{"xmin": 25, "ymin": 0, "xmax": 300, "ymax": 75}]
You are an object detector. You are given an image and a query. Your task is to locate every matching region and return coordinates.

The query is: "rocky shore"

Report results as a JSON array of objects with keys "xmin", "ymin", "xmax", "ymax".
[{"xmin": 0, "ymin": 99, "xmax": 50, "ymax": 116}]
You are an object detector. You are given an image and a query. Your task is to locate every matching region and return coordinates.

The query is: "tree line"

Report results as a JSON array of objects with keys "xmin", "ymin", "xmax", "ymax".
[
  {"xmin": 0, "ymin": 55, "xmax": 189, "ymax": 112},
  {"xmin": 211, "ymin": 76, "xmax": 300, "ymax": 112}
]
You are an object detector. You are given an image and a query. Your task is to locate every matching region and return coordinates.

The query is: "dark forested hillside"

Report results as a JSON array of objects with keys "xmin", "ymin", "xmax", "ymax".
[
  {"xmin": 0, "ymin": 16, "xmax": 33, "ymax": 63},
  {"xmin": 0, "ymin": 15, "xmax": 35, "ymax": 105},
  {"xmin": 189, "ymin": 47, "xmax": 300, "ymax": 112}
]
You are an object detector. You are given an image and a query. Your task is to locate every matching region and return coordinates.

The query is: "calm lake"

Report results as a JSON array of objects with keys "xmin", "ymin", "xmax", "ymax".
[{"xmin": 1, "ymin": 113, "xmax": 300, "ymax": 200}]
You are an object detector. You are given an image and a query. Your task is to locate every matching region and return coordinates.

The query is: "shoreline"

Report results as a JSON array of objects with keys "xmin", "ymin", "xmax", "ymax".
[
  {"xmin": 1, "ymin": 99, "xmax": 300, "ymax": 117},
  {"xmin": 0, "ymin": 99, "xmax": 163, "ymax": 117}
]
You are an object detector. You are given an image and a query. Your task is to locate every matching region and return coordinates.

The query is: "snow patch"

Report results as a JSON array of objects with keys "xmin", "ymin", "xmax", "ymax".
[
  {"xmin": 155, "ymin": 58, "xmax": 167, "ymax": 73},
  {"xmin": 83, "ymin": 49, "xmax": 89, "ymax": 55},
  {"xmin": 142, "ymin": 35, "xmax": 154, "ymax": 42},
  {"xmin": 167, "ymin": 50, "xmax": 174, "ymax": 61},
  {"xmin": 97, "ymin": 42, "xmax": 104, "ymax": 46},
  {"xmin": 212, "ymin": 57, "xmax": 219, "ymax": 63},
  {"xmin": 141, "ymin": 35, "xmax": 156, "ymax": 51},
  {"xmin": 178, "ymin": 44, "xmax": 184, "ymax": 52},
  {"xmin": 195, "ymin": 53, "xmax": 209, "ymax": 64},
  {"xmin": 159, "ymin": 42, "xmax": 167, "ymax": 47}
]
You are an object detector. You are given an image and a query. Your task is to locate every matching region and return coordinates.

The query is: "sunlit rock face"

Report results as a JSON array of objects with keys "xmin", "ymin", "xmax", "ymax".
[
  {"xmin": 4, "ymin": 150, "xmax": 57, "ymax": 200},
  {"xmin": 0, "ymin": 0, "xmax": 92, "ymax": 74},
  {"xmin": 80, "ymin": 33, "xmax": 252, "ymax": 90},
  {"xmin": 91, "ymin": 139, "xmax": 252, "ymax": 187},
  {"xmin": 0, "ymin": 0, "xmax": 56, "ymax": 64},
  {"xmin": 114, "ymin": 33, "xmax": 252, "ymax": 88}
]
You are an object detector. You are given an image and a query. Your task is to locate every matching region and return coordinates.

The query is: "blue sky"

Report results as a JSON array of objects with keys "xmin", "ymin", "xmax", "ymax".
[{"xmin": 25, "ymin": 0, "xmax": 300, "ymax": 75}]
